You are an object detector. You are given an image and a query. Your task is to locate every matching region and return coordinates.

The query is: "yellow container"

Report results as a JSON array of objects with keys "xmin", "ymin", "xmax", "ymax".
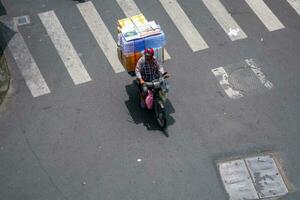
[
  {"xmin": 122, "ymin": 52, "xmax": 143, "ymax": 73},
  {"xmin": 117, "ymin": 47, "xmax": 166, "ymax": 73},
  {"xmin": 117, "ymin": 47, "xmax": 143, "ymax": 73}
]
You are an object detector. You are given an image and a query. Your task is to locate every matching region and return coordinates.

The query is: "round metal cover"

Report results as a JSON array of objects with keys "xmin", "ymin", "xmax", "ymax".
[{"xmin": 228, "ymin": 68, "xmax": 262, "ymax": 92}]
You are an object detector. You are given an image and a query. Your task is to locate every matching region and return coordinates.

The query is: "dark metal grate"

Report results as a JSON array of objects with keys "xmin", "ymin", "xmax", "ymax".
[{"xmin": 15, "ymin": 15, "xmax": 30, "ymax": 26}]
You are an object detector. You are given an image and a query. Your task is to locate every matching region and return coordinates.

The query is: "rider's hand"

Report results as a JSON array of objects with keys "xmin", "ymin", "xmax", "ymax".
[
  {"xmin": 164, "ymin": 73, "xmax": 171, "ymax": 78},
  {"xmin": 140, "ymin": 79, "xmax": 145, "ymax": 85},
  {"xmin": 162, "ymin": 71, "xmax": 170, "ymax": 78}
]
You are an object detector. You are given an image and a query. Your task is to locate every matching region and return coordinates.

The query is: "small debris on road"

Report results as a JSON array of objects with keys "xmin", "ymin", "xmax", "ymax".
[{"xmin": 228, "ymin": 28, "xmax": 240, "ymax": 37}]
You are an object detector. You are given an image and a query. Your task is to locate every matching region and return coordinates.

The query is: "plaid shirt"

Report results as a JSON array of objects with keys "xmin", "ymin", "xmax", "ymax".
[{"xmin": 135, "ymin": 56, "xmax": 165, "ymax": 82}]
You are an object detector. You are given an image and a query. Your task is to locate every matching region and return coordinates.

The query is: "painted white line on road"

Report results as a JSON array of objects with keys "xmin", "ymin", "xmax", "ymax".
[
  {"xmin": 159, "ymin": 0, "xmax": 209, "ymax": 51},
  {"xmin": 245, "ymin": 0, "xmax": 285, "ymax": 31},
  {"xmin": 287, "ymin": 0, "xmax": 300, "ymax": 15},
  {"xmin": 116, "ymin": 0, "xmax": 140, "ymax": 17},
  {"xmin": 211, "ymin": 67, "xmax": 244, "ymax": 99},
  {"xmin": 245, "ymin": 59, "xmax": 273, "ymax": 89},
  {"xmin": 77, "ymin": 1, "xmax": 124, "ymax": 73},
  {"xmin": 39, "ymin": 11, "xmax": 92, "ymax": 85},
  {"xmin": 116, "ymin": 0, "xmax": 171, "ymax": 60},
  {"xmin": 8, "ymin": 21, "xmax": 50, "ymax": 97},
  {"xmin": 202, "ymin": 0, "xmax": 247, "ymax": 41}
]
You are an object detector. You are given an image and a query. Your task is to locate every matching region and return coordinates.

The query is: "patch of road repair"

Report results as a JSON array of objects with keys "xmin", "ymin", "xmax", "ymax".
[
  {"xmin": 211, "ymin": 58, "xmax": 273, "ymax": 99},
  {"xmin": 217, "ymin": 153, "xmax": 291, "ymax": 200}
]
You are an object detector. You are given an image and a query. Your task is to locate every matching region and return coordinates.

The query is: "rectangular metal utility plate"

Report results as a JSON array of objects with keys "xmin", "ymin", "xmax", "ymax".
[
  {"xmin": 245, "ymin": 155, "xmax": 288, "ymax": 199},
  {"xmin": 218, "ymin": 154, "xmax": 288, "ymax": 200},
  {"xmin": 218, "ymin": 159, "xmax": 259, "ymax": 200}
]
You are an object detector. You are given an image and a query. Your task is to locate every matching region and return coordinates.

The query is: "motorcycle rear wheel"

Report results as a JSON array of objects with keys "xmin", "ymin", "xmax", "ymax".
[{"xmin": 155, "ymin": 101, "xmax": 167, "ymax": 130}]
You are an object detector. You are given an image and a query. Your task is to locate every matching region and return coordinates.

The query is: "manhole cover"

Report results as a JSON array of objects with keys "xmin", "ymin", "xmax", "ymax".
[
  {"xmin": 212, "ymin": 58, "xmax": 273, "ymax": 99},
  {"xmin": 14, "ymin": 15, "xmax": 31, "ymax": 26},
  {"xmin": 218, "ymin": 154, "xmax": 289, "ymax": 200},
  {"xmin": 228, "ymin": 67, "xmax": 262, "ymax": 92}
]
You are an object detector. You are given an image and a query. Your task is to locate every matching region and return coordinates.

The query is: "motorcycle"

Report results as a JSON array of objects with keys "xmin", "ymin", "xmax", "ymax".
[{"xmin": 134, "ymin": 73, "xmax": 170, "ymax": 130}]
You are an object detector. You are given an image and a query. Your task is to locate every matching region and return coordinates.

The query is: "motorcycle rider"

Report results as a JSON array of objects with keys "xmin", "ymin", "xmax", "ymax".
[{"xmin": 135, "ymin": 48, "xmax": 166, "ymax": 108}]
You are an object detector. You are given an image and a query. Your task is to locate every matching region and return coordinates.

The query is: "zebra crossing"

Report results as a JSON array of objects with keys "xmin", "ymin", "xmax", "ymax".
[{"xmin": 8, "ymin": 0, "xmax": 299, "ymax": 98}]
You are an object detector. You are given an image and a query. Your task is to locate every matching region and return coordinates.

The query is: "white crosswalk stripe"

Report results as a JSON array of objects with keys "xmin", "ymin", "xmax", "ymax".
[
  {"xmin": 116, "ymin": 0, "xmax": 140, "ymax": 17},
  {"xmin": 159, "ymin": 0, "xmax": 209, "ymax": 52},
  {"xmin": 77, "ymin": 1, "xmax": 124, "ymax": 73},
  {"xmin": 115, "ymin": 0, "xmax": 171, "ymax": 60},
  {"xmin": 39, "ymin": 11, "xmax": 92, "ymax": 85},
  {"xmin": 245, "ymin": 0, "xmax": 285, "ymax": 31},
  {"xmin": 287, "ymin": 0, "xmax": 300, "ymax": 15},
  {"xmin": 8, "ymin": 20, "xmax": 50, "ymax": 97},
  {"xmin": 202, "ymin": 0, "xmax": 247, "ymax": 41}
]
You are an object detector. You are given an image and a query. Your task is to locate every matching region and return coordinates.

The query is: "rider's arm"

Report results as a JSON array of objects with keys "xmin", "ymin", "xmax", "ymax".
[
  {"xmin": 135, "ymin": 58, "xmax": 145, "ymax": 84},
  {"xmin": 154, "ymin": 57, "xmax": 165, "ymax": 75}
]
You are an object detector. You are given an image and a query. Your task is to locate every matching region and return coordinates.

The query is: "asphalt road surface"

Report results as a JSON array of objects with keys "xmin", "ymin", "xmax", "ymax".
[{"xmin": 0, "ymin": 0, "xmax": 300, "ymax": 199}]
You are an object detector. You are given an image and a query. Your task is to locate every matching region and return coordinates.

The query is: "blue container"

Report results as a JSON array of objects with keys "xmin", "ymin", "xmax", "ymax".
[
  {"xmin": 120, "ymin": 37, "xmax": 145, "ymax": 54},
  {"xmin": 120, "ymin": 31, "xmax": 166, "ymax": 55}
]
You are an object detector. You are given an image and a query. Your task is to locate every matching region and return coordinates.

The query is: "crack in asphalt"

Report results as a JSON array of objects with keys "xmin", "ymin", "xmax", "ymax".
[{"xmin": 20, "ymin": 125, "xmax": 69, "ymax": 200}]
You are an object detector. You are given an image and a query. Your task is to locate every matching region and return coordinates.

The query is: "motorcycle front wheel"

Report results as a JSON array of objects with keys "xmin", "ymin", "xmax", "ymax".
[{"xmin": 154, "ymin": 101, "xmax": 167, "ymax": 130}]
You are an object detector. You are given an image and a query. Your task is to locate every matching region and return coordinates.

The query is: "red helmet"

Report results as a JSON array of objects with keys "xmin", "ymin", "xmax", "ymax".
[{"xmin": 144, "ymin": 48, "xmax": 154, "ymax": 58}]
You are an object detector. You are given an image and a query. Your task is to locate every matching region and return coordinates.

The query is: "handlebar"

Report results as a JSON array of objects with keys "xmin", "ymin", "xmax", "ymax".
[{"xmin": 144, "ymin": 74, "xmax": 169, "ymax": 88}]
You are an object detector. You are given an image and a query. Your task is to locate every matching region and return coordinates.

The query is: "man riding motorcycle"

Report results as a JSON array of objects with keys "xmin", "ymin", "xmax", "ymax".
[{"xmin": 135, "ymin": 48, "xmax": 167, "ymax": 108}]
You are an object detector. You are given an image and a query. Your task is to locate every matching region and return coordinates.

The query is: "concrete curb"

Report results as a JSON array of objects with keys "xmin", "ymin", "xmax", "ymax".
[{"xmin": 0, "ymin": 54, "xmax": 10, "ymax": 105}]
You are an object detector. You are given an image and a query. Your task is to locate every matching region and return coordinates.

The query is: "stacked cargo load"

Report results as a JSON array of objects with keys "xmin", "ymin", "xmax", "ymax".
[{"xmin": 117, "ymin": 14, "xmax": 166, "ymax": 76}]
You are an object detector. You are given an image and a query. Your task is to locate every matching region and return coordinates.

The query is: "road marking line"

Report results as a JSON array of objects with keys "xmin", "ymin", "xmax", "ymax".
[
  {"xmin": 245, "ymin": 59, "xmax": 273, "ymax": 89},
  {"xmin": 287, "ymin": 0, "xmax": 300, "ymax": 15},
  {"xmin": 77, "ymin": 1, "xmax": 124, "ymax": 73},
  {"xmin": 245, "ymin": 0, "xmax": 285, "ymax": 31},
  {"xmin": 116, "ymin": 0, "xmax": 171, "ymax": 60},
  {"xmin": 202, "ymin": 0, "xmax": 247, "ymax": 41},
  {"xmin": 159, "ymin": 0, "xmax": 209, "ymax": 51},
  {"xmin": 7, "ymin": 21, "xmax": 50, "ymax": 97},
  {"xmin": 211, "ymin": 67, "xmax": 244, "ymax": 99},
  {"xmin": 116, "ymin": 0, "xmax": 140, "ymax": 17},
  {"xmin": 39, "ymin": 11, "xmax": 92, "ymax": 85}
]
